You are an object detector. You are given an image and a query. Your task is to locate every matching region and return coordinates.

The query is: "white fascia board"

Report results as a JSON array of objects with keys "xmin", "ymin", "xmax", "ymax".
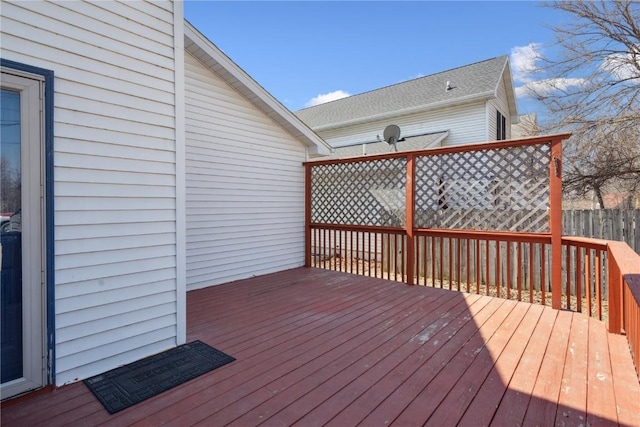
[
  {"xmin": 313, "ymin": 91, "xmax": 495, "ymax": 133},
  {"xmin": 183, "ymin": 21, "xmax": 331, "ymax": 156},
  {"xmin": 497, "ymin": 59, "xmax": 519, "ymax": 123}
]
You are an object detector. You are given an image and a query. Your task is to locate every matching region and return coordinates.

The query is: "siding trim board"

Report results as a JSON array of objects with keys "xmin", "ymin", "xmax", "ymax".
[
  {"xmin": 173, "ymin": 0, "xmax": 187, "ymax": 347},
  {"xmin": 0, "ymin": 58, "xmax": 56, "ymax": 385}
]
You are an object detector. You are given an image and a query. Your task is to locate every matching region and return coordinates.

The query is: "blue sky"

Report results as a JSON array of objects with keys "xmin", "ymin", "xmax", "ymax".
[{"xmin": 184, "ymin": 1, "xmax": 568, "ymax": 114}]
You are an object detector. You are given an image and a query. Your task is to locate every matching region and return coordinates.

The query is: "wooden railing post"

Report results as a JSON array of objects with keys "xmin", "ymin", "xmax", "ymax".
[
  {"xmin": 549, "ymin": 136, "xmax": 564, "ymax": 309},
  {"xmin": 405, "ymin": 154, "xmax": 416, "ymax": 285},
  {"xmin": 608, "ymin": 247, "xmax": 622, "ymax": 334},
  {"xmin": 304, "ymin": 164, "xmax": 312, "ymax": 267}
]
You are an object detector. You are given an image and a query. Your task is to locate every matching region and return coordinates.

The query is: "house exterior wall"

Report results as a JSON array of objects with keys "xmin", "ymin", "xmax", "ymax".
[
  {"xmin": 317, "ymin": 101, "xmax": 487, "ymax": 150},
  {"xmin": 486, "ymin": 75, "xmax": 513, "ymax": 141},
  {"xmin": 185, "ymin": 51, "xmax": 307, "ymax": 290},
  {"xmin": 1, "ymin": 0, "xmax": 182, "ymax": 385}
]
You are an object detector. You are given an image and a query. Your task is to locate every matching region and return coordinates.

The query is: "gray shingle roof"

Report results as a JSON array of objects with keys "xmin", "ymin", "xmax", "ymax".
[{"xmin": 295, "ymin": 56, "xmax": 509, "ymax": 130}]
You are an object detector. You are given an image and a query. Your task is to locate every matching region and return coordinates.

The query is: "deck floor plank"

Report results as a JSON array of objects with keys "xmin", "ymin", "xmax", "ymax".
[
  {"xmin": 274, "ymin": 293, "xmax": 481, "ymax": 427},
  {"xmin": 586, "ymin": 319, "xmax": 619, "ymax": 426},
  {"xmin": 555, "ymin": 313, "xmax": 589, "ymax": 426},
  {"xmin": 398, "ymin": 300, "xmax": 530, "ymax": 426},
  {"xmin": 1, "ymin": 267, "xmax": 638, "ymax": 427},
  {"xmin": 129, "ymin": 274, "xmax": 438, "ymax": 426},
  {"xmin": 322, "ymin": 294, "xmax": 493, "ymax": 427},
  {"xmin": 457, "ymin": 303, "xmax": 545, "ymax": 426},
  {"xmin": 189, "ymin": 289, "xmax": 461, "ymax": 426},
  {"xmin": 489, "ymin": 306, "xmax": 558, "ymax": 425},
  {"xmin": 521, "ymin": 309, "xmax": 573, "ymax": 426},
  {"xmin": 216, "ymin": 295, "xmax": 464, "ymax": 426},
  {"xmin": 225, "ymin": 292, "xmax": 477, "ymax": 427},
  {"xmin": 358, "ymin": 297, "xmax": 510, "ymax": 426},
  {"xmin": 608, "ymin": 333, "xmax": 640, "ymax": 426}
]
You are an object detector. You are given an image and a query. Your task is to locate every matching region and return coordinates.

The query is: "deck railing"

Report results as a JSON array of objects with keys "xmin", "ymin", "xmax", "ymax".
[{"xmin": 304, "ymin": 134, "xmax": 640, "ymax": 376}]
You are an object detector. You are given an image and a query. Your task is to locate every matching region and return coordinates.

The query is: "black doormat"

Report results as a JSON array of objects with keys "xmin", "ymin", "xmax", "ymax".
[{"xmin": 84, "ymin": 340, "xmax": 235, "ymax": 414}]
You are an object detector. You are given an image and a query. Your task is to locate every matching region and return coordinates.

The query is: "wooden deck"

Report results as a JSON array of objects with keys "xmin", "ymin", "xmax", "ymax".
[{"xmin": 2, "ymin": 267, "xmax": 639, "ymax": 426}]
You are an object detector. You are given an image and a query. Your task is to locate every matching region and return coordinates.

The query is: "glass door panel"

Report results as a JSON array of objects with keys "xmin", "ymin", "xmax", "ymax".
[{"xmin": 1, "ymin": 88, "xmax": 23, "ymax": 384}]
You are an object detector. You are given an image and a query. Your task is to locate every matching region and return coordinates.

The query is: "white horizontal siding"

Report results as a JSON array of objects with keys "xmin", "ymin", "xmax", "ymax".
[
  {"xmin": 185, "ymin": 51, "xmax": 307, "ymax": 290},
  {"xmin": 319, "ymin": 101, "xmax": 488, "ymax": 148},
  {"xmin": 487, "ymin": 75, "xmax": 512, "ymax": 140},
  {"xmin": 0, "ymin": 0, "xmax": 179, "ymax": 385}
]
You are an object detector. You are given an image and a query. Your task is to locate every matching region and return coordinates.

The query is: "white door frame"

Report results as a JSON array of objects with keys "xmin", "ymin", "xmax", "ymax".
[{"xmin": 1, "ymin": 70, "xmax": 46, "ymax": 399}]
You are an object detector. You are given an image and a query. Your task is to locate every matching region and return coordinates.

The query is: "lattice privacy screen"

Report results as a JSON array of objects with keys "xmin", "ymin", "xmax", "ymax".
[
  {"xmin": 415, "ymin": 144, "xmax": 551, "ymax": 232},
  {"xmin": 311, "ymin": 158, "xmax": 407, "ymax": 226},
  {"xmin": 309, "ymin": 143, "xmax": 551, "ymax": 232}
]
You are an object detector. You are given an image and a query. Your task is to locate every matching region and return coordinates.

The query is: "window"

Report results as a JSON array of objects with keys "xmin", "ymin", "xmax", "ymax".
[{"xmin": 496, "ymin": 111, "xmax": 507, "ymax": 140}]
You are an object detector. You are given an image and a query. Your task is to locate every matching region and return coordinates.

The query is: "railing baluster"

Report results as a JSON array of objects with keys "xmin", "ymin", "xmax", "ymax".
[
  {"xmin": 476, "ymin": 239, "xmax": 480, "ymax": 295},
  {"xmin": 506, "ymin": 242, "xmax": 511, "ymax": 300},
  {"xmin": 496, "ymin": 240, "xmax": 501, "ymax": 299},
  {"xmin": 517, "ymin": 241, "xmax": 522, "ymax": 301},
  {"xmin": 529, "ymin": 243, "xmax": 534, "ymax": 304},
  {"xmin": 485, "ymin": 239, "xmax": 490, "ymax": 296},
  {"xmin": 596, "ymin": 249, "xmax": 602, "ymax": 321},
  {"xmin": 576, "ymin": 246, "xmax": 582, "ymax": 313},
  {"xmin": 585, "ymin": 249, "xmax": 592, "ymax": 317},
  {"xmin": 432, "ymin": 236, "xmax": 436, "ymax": 287},
  {"xmin": 466, "ymin": 239, "xmax": 471, "ymax": 293},
  {"xmin": 541, "ymin": 243, "xmax": 546, "ymax": 306}
]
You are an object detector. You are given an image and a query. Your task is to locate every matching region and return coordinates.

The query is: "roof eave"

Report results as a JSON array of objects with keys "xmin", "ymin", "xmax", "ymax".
[
  {"xmin": 183, "ymin": 21, "xmax": 331, "ymax": 156},
  {"xmin": 497, "ymin": 58, "xmax": 519, "ymax": 124},
  {"xmin": 313, "ymin": 91, "xmax": 496, "ymax": 132}
]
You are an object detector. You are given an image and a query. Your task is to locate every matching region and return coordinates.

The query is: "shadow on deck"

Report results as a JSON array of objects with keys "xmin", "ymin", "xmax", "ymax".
[{"xmin": 2, "ymin": 267, "xmax": 639, "ymax": 426}]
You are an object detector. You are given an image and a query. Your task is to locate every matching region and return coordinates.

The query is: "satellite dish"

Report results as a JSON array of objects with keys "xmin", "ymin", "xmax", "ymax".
[
  {"xmin": 383, "ymin": 124, "xmax": 401, "ymax": 145},
  {"xmin": 383, "ymin": 125, "xmax": 401, "ymax": 151}
]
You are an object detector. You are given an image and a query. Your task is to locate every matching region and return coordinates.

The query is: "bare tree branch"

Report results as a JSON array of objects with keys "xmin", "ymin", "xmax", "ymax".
[{"xmin": 529, "ymin": 1, "xmax": 640, "ymax": 207}]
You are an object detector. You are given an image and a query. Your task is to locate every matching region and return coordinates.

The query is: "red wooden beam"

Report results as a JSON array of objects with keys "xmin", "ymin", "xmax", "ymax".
[
  {"xmin": 304, "ymin": 164, "xmax": 312, "ymax": 267},
  {"xmin": 405, "ymin": 154, "xmax": 416, "ymax": 285},
  {"xmin": 549, "ymin": 136, "xmax": 564, "ymax": 310}
]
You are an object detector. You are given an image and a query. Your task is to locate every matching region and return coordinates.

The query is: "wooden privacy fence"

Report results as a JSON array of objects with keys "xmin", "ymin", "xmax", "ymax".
[{"xmin": 563, "ymin": 209, "xmax": 639, "ymax": 253}]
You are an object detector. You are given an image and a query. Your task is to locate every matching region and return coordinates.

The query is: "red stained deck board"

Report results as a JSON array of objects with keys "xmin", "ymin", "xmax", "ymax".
[
  {"xmin": 586, "ymin": 319, "xmax": 619, "ymax": 426},
  {"xmin": 324, "ymin": 295, "xmax": 494, "ymax": 427},
  {"xmin": 167, "ymin": 286, "xmax": 459, "ymax": 426},
  {"xmin": 457, "ymin": 303, "xmax": 545, "ymax": 426},
  {"xmin": 401, "ymin": 300, "xmax": 531, "ymax": 426},
  {"xmin": 608, "ymin": 333, "xmax": 640, "ymax": 426},
  {"xmin": 1, "ymin": 267, "xmax": 639, "ymax": 427},
  {"xmin": 554, "ymin": 314, "xmax": 589, "ymax": 426},
  {"xmin": 204, "ymin": 290, "xmax": 468, "ymax": 426},
  {"xmin": 271, "ymin": 294, "xmax": 482, "ymax": 427},
  {"xmin": 0, "ymin": 381, "xmax": 86, "ymax": 424},
  {"xmin": 189, "ymin": 270, "xmax": 395, "ymax": 341},
  {"xmin": 198, "ymin": 276, "xmax": 400, "ymax": 353},
  {"xmin": 357, "ymin": 297, "xmax": 510, "ymax": 426},
  {"xmin": 126, "ymin": 275, "xmax": 445, "ymax": 426},
  {"xmin": 0, "ymin": 382, "xmax": 92, "ymax": 427},
  {"xmin": 521, "ymin": 309, "xmax": 573, "ymax": 426},
  {"xmin": 489, "ymin": 306, "xmax": 558, "ymax": 425}
]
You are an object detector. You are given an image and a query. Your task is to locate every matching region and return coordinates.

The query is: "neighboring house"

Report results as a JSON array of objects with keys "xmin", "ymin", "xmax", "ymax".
[
  {"xmin": 0, "ymin": 0, "xmax": 329, "ymax": 399},
  {"xmin": 296, "ymin": 56, "xmax": 519, "ymax": 159},
  {"xmin": 511, "ymin": 113, "xmax": 539, "ymax": 139}
]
